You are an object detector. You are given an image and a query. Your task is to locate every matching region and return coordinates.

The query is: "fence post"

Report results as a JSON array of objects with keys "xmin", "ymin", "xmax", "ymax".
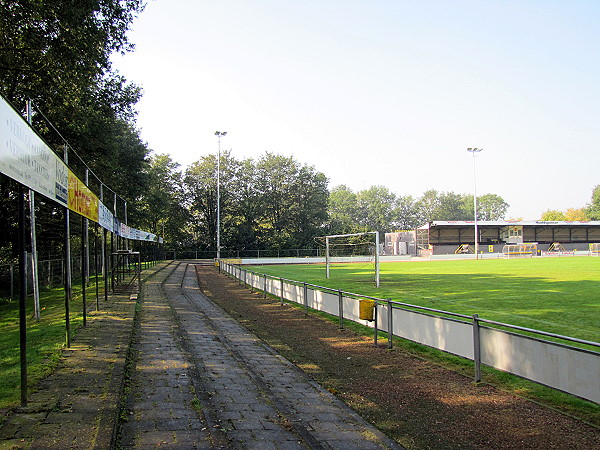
[
  {"xmin": 387, "ymin": 298, "xmax": 393, "ymax": 349},
  {"xmin": 373, "ymin": 300, "xmax": 378, "ymax": 347},
  {"xmin": 472, "ymin": 314, "xmax": 482, "ymax": 382},
  {"xmin": 338, "ymin": 289, "xmax": 344, "ymax": 330},
  {"xmin": 303, "ymin": 282, "xmax": 308, "ymax": 315},
  {"xmin": 279, "ymin": 278, "xmax": 284, "ymax": 305},
  {"xmin": 263, "ymin": 274, "xmax": 267, "ymax": 298}
]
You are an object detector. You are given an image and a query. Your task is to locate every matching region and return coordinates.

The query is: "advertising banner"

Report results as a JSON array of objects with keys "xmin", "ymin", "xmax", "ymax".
[
  {"xmin": 0, "ymin": 98, "xmax": 68, "ymax": 207},
  {"xmin": 68, "ymin": 170, "xmax": 99, "ymax": 222},
  {"xmin": 98, "ymin": 202, "xmax": 114, "ymax": 232},
  {"xmin": 1, "ymin": 96, "xmax": 163, "ymax": 243}
]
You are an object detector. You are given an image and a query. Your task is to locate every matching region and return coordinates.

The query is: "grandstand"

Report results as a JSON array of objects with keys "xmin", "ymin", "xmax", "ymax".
[{"xmin": 411, "ymin": 221, "xmax": 600, "ymax": 256}]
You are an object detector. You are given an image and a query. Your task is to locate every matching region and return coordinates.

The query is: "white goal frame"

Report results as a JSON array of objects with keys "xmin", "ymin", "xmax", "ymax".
[{"xmin": 324, "ymin": 232, "xmax": 380, "ymax": 287}]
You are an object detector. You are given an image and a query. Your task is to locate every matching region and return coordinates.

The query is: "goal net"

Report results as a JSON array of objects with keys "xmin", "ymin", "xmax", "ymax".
[
  {"xmin": 318, "ymin": 232, "xmax": 380, "ymax": 287},
  {"xmin": 589, "ymin": 243, "xmax": 600, "ymax": 256},
  {"xmin": 502, "ymin": 243, "xmax": 537, "ymax": 258}
]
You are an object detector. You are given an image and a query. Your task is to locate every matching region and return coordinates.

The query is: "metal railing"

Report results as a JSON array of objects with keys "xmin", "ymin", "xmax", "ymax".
[{"xmin": 220, "ymin": 260, "xmax": 600, "ymax": 404}]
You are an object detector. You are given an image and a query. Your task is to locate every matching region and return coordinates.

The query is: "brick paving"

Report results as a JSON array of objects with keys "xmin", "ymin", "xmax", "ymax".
[
  {"xmin": 0, "ymin": 261, "xmax": 402, "ymax": 449},
  {"xmin": 0, "ymin": 271, "xmax": 143, "ymax": 449}
]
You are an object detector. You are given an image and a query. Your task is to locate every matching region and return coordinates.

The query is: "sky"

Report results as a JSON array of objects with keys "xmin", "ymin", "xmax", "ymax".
[{"xmin": 112, "ymin": 0, "xmax": 600, "ymax": 220}]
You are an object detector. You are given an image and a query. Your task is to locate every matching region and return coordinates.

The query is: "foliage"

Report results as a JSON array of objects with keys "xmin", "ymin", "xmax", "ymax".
[
  {"xmin": 541, "ymin": 210, "xmax": 567, "ymax": 221},
  {"xmin": 183, "ymin": 152, "xmax": 328, "ymax": 253},
  {"xmin": 0, "ymin": 0, "xmax": 149, "ymax": 258},
  {"xmin": 586, "ymin": 185, "xmax": 600, "ymax": 220},
  {"xmin": 137, "ymin": 154, "xmax": 190, "ymax": 247},
  {"xmin": 565, "ymin": 208, "xmax": 588, "ymax": 221}
]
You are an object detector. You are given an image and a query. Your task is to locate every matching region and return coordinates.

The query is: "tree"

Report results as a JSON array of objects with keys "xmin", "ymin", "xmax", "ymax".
[
  {"xmin": 436, "ymin": 192, "xmax": 469, "ymax": 221},
  {"xmin": 392, "ymin": 195, "xmax": 420, "ymax": 229},
  {"xmin": 541, "ymin": 210, "xmax": 567, "ymax": 221},
  {"xmin": 255, "ymin": 153, "xmax": 328, "ymax": 249},
  {"xmin": 565, "ymin": 208, "xmax": 588, "ymax": 221},
  {"xmin": 327, "ymin": 185, "xmax": 359, "ymax": 234},
  {"xmin": 586, "ymin": 185, "xmax": 600, "ymax": 220},
  {"xmin": 355, "ymin": 186, "xmax": 397, "ymax": 235},
  {"xmin": 471, "ymin": 194, "xmax": 509, "ymax": 221},
  {"xmin": 0, "ymin": 0, "xmax": 149, "ymax": 254},
  {"xmin": 0, "ymin": 0, "xmax": 144, "ymax": 106},
  {"xmin": 415, "ymin": 189, "xmax": 440, "ymax": 224},
  {"xmin": 184, "ymin": 151, "xmax": 238, "ymax": 252},
  {"xmin": 138, "ymin": 154, "xmax": 190, "ymax": 246}
]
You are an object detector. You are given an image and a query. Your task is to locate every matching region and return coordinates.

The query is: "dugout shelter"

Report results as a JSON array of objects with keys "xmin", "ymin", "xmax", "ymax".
[{"xmin": 415, "ymin": 221, "xmax": 600, "ymax": 256}]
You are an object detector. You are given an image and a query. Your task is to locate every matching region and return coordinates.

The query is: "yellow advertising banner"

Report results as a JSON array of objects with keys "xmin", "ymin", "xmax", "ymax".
[{"xmin": 68, "ymin": 170, "xmax": 99, "ymax": 222}]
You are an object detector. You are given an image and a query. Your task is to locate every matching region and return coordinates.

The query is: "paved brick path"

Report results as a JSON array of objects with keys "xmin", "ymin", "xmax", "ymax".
[
  {"xmin": 120, "ymin": 261, "xmax": 401, "ymax": 449},
  {"xmin": 0, "ymin": 261, "xmax": 402, "ymax": 449},
  {"xmin": 0, "ymin": 277, "xmax": 140, "ymax": 449}
]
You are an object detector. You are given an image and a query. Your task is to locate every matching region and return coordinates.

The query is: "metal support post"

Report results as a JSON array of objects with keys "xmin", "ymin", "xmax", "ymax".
[
  {"xmin": 473, "ymin": 314, "xmax": 482, "ymax": 382},
  {"xmin": 303, "ymin": 282, "xmax": 308, "ymax": 315},
  {"xmin": 338, "ymin": 290, "xmax": 344, "ymax": 330},
  {"xmin": 81, "ymin": 216, "xmax": 87, "ymax": 327},
  {"xmin": 373, "ymin": 300, "xmax": 378, "ymax": 347},
  {"xmin": 387, "ymin": 298, "xmax": 393, "ymax": 349},
  {"xmin": 263, "ymin": 274, "xmax": 267, "ymax": 298},
  {"xmin": 18, "ymin": 186, "xmax": 28, "ymax": 406}
]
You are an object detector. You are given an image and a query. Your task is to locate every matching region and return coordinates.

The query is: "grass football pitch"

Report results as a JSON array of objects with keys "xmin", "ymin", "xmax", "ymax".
[{"xmin": 248, "ymin": 257, "xmax": 600, "ymax": 344}]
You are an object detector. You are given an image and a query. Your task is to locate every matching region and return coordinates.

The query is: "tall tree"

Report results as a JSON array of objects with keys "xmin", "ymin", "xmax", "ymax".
[
  {"xmin": 0, "ymin": 0, "xmax": 144, "ymax": 105},
  {"xmin": 564, "ymin": 208, "xmax": 588, "ymax": 221},
  {"xmin": 541, "ymin": 210, "xmax": 567, "ymax": 221},
  {"xmin": 464, "ymin": 193, "xmax": 509, "ymax": 221},
  {"xmin": 392, "ymin": 195, "xmax": 420, "ymax": 229},
  {"xmin": 586, "ymin": 185, "xmax": 600, "ymax": 220},
  {"xmin": 355, "ymin": 186, "xmax": 397, "ymax": 235},
  {"xmin": 138, "ymin": 154, "xmax": 190, "ymax": 246},
  {"xmin": 327, "ymin": 185, "xmax": 359, "ymax": 235}
]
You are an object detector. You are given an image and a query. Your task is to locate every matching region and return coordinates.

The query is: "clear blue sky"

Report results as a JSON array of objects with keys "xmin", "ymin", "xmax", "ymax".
[{"xmin": 113, "ymin": 0, "xmax": 600, "ymax": 220}]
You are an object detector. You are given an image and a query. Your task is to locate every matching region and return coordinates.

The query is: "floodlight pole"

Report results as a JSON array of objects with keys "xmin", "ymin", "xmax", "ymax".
[
  {"xmin": 214, "ymin": 131, "xmax": 227, "ymax": 261},
  {"xmin": 467, "ymin": 148, "xmax": 483, "ymax": 260}
]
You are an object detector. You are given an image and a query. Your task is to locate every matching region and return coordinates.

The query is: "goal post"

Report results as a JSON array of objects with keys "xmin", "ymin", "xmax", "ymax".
[{"xmin": 323, "ymin": 231, "xmax": 380, "ymax": 287}]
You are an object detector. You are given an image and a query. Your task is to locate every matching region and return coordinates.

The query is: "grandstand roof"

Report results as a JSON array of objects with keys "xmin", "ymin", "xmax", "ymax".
[{"xmin": 419, "ymin": 220, "xmax": 600, "ymax": 229}]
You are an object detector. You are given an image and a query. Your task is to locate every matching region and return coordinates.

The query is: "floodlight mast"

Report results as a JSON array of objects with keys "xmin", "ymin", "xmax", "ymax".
[
  {"xmin": 215, "ymin": 131, "xmax": 227, "ymax": 260},
  {"xmin": 467, "ymin": 148, "xmax": 483, "ymax": 259}
]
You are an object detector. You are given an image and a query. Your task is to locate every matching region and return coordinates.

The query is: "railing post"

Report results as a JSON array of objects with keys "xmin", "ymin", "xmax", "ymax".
[
  {"xmin": 249, "ymin": 271, "xmax": 253, "ymax": 292},
  {"xmin": 303, "ymin": 282, "xmax": 308, "ymax": 315},
  {"xmin": 263, "ymin": 274, "xmax": 267, "ymax": 298},
  {"xmin": 338, "ymin": 289, "xmax": 344, "ymax": 330},
  {"xmin": 373, "ymin": 300, "xmax": 378, "ymax": 347},
  {"xmin": 473, "ymin": 313, "xmax": 482, "ymax": 382},
  {"xmin": 387, "ymin": 298, "xmax": 393, "ymax": 349},
  {"xmin": 280, "ymin": 278, "xmax": 284, "ymax": 305}
]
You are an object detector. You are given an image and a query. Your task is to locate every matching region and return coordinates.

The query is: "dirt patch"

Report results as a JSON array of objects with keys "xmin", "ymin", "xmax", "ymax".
[{"xmin": 196, "ymin": 265, "xmax": 599, "ymax": 449}]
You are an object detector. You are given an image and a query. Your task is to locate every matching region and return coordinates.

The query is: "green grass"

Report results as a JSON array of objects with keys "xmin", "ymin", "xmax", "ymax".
[
  {"xmin": 248, "ymin": 257, "xmax": 600, "ymax": 344},
  {"xmin": 0, "ymin": 277, "xmax": 103, "ymax": 410}
]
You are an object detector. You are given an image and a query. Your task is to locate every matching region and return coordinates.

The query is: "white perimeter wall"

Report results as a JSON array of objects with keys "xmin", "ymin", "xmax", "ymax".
[{"xmin": 223, "ymin": 263, "xmax": 600, "ymax": 404}]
